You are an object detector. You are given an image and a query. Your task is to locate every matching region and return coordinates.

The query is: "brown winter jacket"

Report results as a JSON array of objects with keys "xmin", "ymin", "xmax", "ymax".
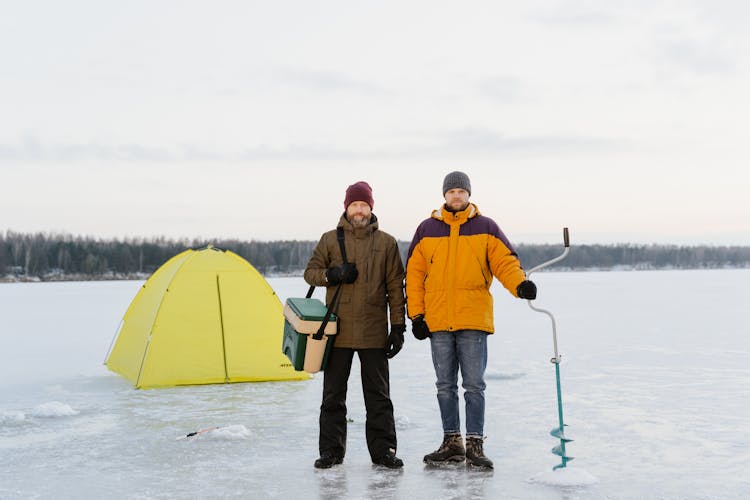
[{"xmin": 304, "ymin": 213, "xmax": 405, "ymax": 349}]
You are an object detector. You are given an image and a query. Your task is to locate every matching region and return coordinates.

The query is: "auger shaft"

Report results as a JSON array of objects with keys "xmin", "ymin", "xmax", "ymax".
[{"xmin": 551, "ymin": 361, "xmax": 572, "ymax": 469}]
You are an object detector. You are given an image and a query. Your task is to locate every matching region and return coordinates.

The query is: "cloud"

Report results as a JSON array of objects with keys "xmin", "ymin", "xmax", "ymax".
[
  {"xmin": 652, "ymin": 36, "xmax": 735, "ymax": 75},
  {"xmin": 529, "ymin": 1, "xmax": 618, "ymax": 26},
  {"xmin": 273, "ymin": 67, "xmax": 390, "ymax": 96},
  {"xmin": 529, "ymin": 2, "xmax": 738, "ymax": 76},
  {"xmin": 0, "ymin": 128, "xmax": 625, "ymax": 166},
  {"xmin": 477, "ymin": 76, "xmax": 522, "ymax": 101},
  {"xmin": 0, "ymin": 136, "xmax": 176, "ymax": 163},
  {"xmin": 425, "ymin": 127, "xmax": 625, "ymax": 155}
]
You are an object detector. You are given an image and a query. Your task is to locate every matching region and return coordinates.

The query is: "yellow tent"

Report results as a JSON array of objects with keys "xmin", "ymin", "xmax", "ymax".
[{"xmin": 105, "ymin": 246, "xmax": 309, "ymax": 388}]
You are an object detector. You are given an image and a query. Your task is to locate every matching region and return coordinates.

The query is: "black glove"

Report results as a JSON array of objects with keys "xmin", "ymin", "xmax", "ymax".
[
  {"xmin": 516, "ymin": 280, "xmax": 537, "ymax": 300},
  {"xmin": 339, "ymin": 263, "xmax": 358, "ymax": 283},
  {"xmin": 326, "ymin": 263, "xmax": 358, "ymax": 285},
  {"xmin": 385, "ymin": 324, "xmax": 405, "ymax": 359},
  {"xmin": 411, "ymin": 315, "xmax": 431, "ymax": 340}
]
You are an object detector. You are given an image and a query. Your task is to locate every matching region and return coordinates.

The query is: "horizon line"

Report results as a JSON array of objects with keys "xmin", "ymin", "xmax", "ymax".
[{"xmin": 2, "ymin": 228, "xmax": 749, "ymax": 248}]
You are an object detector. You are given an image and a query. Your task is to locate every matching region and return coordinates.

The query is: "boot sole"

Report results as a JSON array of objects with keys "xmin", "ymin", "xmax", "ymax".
[
  {"xmin": 424, "ymin": 456, "xmax": 466, "ymax": 465},
  {"xmin": 314, "ymin": 457, "xmax": 344, "ymax": 469},
  {"xmin": 466, "ymin": 460, "xmax": 494, "ymax": 470},
  {"xmin": 372, "ymin": 462, "xmax": 404, "ymax": 469}
]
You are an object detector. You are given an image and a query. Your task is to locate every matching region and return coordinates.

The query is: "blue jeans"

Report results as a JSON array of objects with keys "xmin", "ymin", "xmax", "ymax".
[{"xmin": 430, "ymin": 330, "xmax": 488, "ymax": 437}]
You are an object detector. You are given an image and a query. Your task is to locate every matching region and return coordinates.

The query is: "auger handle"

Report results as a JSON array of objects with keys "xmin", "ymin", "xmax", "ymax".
[
  {"xmin": 527, "ymin": 227, "xmax": 571, "ymax": 362},
  {"xmin": 526, "ymin": 227, "xmax": 570, "ymax": 277}
]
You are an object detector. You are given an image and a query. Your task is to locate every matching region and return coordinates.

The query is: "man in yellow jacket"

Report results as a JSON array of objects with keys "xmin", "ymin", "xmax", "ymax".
[{"xmin": 405, "ymin": 171, "xmax": 537, "ymax": 469}]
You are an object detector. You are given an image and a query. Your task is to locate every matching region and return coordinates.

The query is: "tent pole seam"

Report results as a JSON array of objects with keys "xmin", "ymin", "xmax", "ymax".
[
  {"xmin": 103, "ymin": 319, "xmax": 124, "ymax": 364},
  {"xmin": 217, "ymin": 273, "xmax": 230, "ymax": 383},
  {"xmin": 135, "ymin": 251, "xmax": 195, "ymax": 388}
]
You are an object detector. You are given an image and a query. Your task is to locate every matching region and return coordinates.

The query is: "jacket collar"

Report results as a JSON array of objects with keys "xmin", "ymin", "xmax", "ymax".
[{"xmin": 431, "ymin": 203, "xmax": 479, "ymax": 224}]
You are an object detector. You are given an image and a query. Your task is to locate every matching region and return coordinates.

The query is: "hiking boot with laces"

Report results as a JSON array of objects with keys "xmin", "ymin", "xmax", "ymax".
[
  {"xmin": 465, "ymin": 436, "xmax": 493, "ymax": 469},
  {"xmin": 372, "ymin": 449, "xmax": 404, "ymax": 469},
  {"xmin": 423, "ymin": 433, "xmax": 465, "ymax": 464},
  {"xmin": 314, "ymin": 453, "xmax": 343, "ymax": 469}
]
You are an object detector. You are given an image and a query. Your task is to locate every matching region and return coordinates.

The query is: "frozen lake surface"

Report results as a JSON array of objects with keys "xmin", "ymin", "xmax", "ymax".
[{"xmin": 2, "ymin": 270, "xmax": 749, "ymax": 499}]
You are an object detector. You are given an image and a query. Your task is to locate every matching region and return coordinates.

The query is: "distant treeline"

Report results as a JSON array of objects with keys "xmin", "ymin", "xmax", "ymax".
[{"xmin": 2, "ymin": 230, "xmax": 749, "ymax": 282}]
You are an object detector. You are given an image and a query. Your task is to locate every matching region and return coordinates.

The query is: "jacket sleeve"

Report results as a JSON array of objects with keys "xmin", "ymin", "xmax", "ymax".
[
  {"xmin": 385, "ymin": 238, "xmax": 406, "ymax": 326},
  {"xmin": 405, "ymin": 228, "xmax": 427, "ymax": 319},
  {"xmin": 487, "ymin": 234, "xmax": 526, "ymax": 297},
  {"xmin": 303, "ymin": 234, "xmax": 330, "ymax": 287}
]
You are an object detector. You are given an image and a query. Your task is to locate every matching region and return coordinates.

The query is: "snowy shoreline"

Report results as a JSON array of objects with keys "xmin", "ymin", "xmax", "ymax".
[{"xmin": 3, "ymin": 264, "xmax": 749, "ymax": 283}]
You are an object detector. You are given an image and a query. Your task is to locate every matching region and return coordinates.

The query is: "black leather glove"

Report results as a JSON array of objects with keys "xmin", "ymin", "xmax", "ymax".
[
  {"xmin": 516, "ymin": 280, "xmax": 537, "ymax": 300},
  {"xmin": 385, "ymin": 324, "xmax": 405, "ymax": 359},
  {"xmin": 326, "ymin": 263, "xmax": 358, "ymax": 285},
  {"xmin": 325, "ymin": 266, "xmax": 342, "ymax": 285},
  {"xmin": 339, "ymin": 263, "xmax": 358, "ymax": 284},
  {"xmin": 411, "ymin": 315, "xmax": 431, "ymax": 340}
]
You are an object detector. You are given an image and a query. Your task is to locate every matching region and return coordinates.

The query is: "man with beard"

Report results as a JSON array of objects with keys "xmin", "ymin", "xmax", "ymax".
[
  {"xmin": 405, "ymin": 171, "xmax": 537, "ymax": 469},
  {"xmin": 304, "ymin": 181, "xmax": 406, "ymax": 469}
]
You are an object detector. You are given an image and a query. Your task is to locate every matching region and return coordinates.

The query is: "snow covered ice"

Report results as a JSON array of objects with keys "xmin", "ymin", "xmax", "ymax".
[
  {"xmin": 2, "ymin": 270, "xmax": 750, "ymax": 498},
  {"xmin": 30, "ymin": 401, "xmax": 79, "ymax": 418}
]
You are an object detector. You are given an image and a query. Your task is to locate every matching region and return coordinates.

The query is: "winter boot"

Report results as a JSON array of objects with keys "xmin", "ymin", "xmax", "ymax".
[
  {"xmin": 465, "ymin": 436, "xmax": 493, "ymax": 469},
  {"xmin": 372, "ymin": 449, "xmax": 404, "ymax": 469},
  {"xmin": 314, "ymin": 452, "xmax": 343, "ymax": 469},
  {"xmin": 423, "ymin": 433, "xmax": 465, "ymax": 464}
]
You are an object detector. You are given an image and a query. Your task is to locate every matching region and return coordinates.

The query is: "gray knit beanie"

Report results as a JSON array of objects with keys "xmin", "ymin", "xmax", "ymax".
[{"xmin": 442, "ymin": 171, "xmax": 471, "ymax": 196}]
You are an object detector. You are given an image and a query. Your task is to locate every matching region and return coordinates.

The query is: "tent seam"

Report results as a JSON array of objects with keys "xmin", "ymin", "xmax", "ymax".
[
  {"xmin": 217, "ymin": 273, "xmax": 230, "ymax": 383},
  {"xmin": 135, "ymin": 250, "xmax": 196, "ymax": 388}
]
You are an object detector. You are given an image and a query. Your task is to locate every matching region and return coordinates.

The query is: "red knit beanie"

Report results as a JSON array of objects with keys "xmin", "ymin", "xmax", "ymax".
[{"xmin": 344, "ymin": 181, "xmax": 374, "ymax": 209}]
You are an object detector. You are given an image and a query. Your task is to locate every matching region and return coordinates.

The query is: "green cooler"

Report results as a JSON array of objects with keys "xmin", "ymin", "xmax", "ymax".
[{"xmin": 282, "ymin": 297, "xmax": 337, "ymax": 373}]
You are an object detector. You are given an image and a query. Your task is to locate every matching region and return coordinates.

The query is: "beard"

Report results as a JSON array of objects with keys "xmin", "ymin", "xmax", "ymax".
[
  {"xmin": 350, "ymin": 214, "xmax": 370, "ymax": 228},
  {"xmin": 446, "ymin": 200, "xmax": 469, "ymax": 212}
]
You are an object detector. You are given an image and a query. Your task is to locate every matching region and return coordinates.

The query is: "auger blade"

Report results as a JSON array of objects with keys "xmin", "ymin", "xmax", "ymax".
[
  {"xmin": 550, "ymin": 426, "xmax": 573, "ymax": 442},
  {"xmin": 551, "ymin": 444, "xmax": 574, "ymax": 458}
]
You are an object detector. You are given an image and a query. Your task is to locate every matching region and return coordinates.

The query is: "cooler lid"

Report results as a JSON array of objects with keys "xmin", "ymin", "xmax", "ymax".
[{"xmin": 285, "ymin": 297, "xmax": 337, "ymax": 322}]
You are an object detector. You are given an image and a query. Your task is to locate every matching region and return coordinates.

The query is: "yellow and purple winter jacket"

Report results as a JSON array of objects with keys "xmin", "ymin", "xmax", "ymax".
[{"xmin": 405, "ymin": 203, "xmax": 527, "ymax": 334}]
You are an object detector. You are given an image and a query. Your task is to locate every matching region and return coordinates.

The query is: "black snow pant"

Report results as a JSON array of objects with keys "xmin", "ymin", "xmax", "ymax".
[{"xmin": 319, "ymin": 347, "xmax": 397, "ymax": 461}]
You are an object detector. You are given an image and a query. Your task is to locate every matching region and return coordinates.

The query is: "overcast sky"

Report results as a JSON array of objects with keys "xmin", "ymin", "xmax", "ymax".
[{"xmin": 2, "ymin": 1, "xmax": 749, "ymax": 245}]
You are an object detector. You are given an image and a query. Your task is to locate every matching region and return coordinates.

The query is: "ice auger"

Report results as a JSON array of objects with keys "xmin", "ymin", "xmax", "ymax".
[{"xmin": 526, "ymin": 227, "xmax": 573, "ymax": 470}]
